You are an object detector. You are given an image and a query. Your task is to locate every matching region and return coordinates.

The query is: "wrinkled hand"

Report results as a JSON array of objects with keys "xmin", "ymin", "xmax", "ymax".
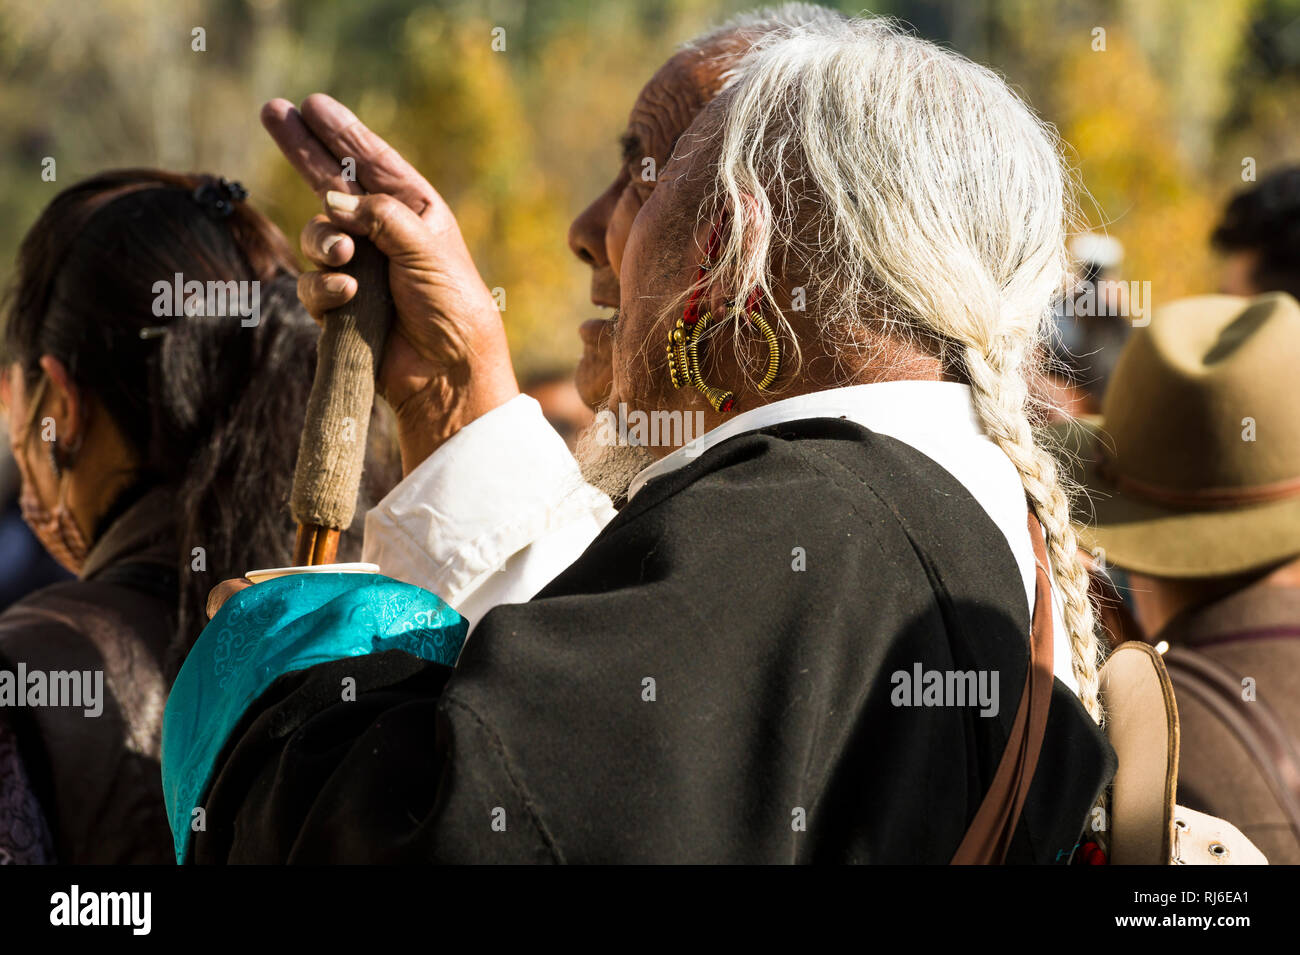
[{"xmin": 262, "ymin": 94, "xmax": 519, "ymax": 471}]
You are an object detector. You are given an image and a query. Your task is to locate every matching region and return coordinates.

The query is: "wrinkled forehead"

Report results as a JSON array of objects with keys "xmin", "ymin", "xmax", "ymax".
[
  {"xmin": 624, "ymin": 45, "xmax": 735, "ymax": 164},
  {"xmin": 663, "ymin": 94, "xmax": 728, "ymax": 182}
]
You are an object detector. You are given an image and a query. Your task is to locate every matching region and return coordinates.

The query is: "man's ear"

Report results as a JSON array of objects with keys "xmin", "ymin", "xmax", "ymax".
[
  {"xmin": 735, "ymin": 191, "xmax": 765, "ymax": 233},
  {"xmin": 702, "ymin": 192, "xmax": 770, "ymax": 315},
  {"xmin": 37, "ymin": 355, "xmax": 85, "ymax": 451}
]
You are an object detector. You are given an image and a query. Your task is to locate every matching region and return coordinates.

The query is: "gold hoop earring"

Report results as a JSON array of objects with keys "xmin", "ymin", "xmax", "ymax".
[
  {"xmin": 665, "ymin": 215, "xmax": 782, "ymax": 413},
  {"xmin": 668, "ymin": 308, "xmax": 735, "ymax": 412},
  {"xmin": 732, "ymin": 302, "xmax": 781, "ymax": 392},
  {"xmin": 666, "ymin": 303, "xmax": 782, "ymax": 413}
]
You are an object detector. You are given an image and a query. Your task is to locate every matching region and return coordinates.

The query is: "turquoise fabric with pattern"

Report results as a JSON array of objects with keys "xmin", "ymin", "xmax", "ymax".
[{"xmin": 161, "ymin": 572, "xmax": 466, "ymax": 863}]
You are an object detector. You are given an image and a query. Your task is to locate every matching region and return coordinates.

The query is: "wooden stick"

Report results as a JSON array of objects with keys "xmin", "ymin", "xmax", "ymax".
[
  {"xmin": 290, "ymin": 237, "xmax": 393, "ymax": 564},
  {"xmin": 293, "ymin": 523, "xmax": 341, "ymax": 567}
]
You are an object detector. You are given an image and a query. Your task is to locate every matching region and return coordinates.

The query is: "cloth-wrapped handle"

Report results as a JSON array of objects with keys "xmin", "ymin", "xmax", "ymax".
[{"xmin": 291, "ymin": 237, "xmax": 393, "ymax": 551}]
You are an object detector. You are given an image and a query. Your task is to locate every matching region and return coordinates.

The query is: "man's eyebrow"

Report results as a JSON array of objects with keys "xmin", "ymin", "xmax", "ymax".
[{"xmin": 619, "ymin": 132, "xmax": 644, "ymax": 162}]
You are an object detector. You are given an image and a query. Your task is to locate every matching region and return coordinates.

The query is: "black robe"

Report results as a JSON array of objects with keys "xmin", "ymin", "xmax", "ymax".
[{"xmin": 193, "ymin": 418, "xmax": 1114, "ymax": 863}]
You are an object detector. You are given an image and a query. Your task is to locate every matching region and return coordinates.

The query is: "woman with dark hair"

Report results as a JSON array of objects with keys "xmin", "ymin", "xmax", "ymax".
[{"xmin": 0, "ymin": 169, "xmax": 391, "ymax": 863}]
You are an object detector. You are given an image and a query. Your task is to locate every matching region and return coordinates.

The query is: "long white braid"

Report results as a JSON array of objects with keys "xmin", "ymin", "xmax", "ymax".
[{"xmin": 690, "ymin": 15, "xmax": 1104, "ymax": 721}]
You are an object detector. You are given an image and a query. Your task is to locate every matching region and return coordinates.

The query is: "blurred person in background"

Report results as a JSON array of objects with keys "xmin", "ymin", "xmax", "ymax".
[
  {"xmin": 1074, "ymin": 169, "xmax": 1300, "ymax": 652},
  {"xmin": 1042, "ymin": 233, "xmax": 1133, "ymax": 419},
  {"xmin": 1044, "ymin": 234, "xmax": 1140, "ymax": 643},
  {"xmin": 1061, "ymin": 292, "xmax": 1300, "ymax": 863},
  {"xmin": 0, "ymin": 169, "xmax": 393, "ymax": 864},
  {"xmin": 1213, "ymin": 166, "xmax": 1300, "ymax": 300}
]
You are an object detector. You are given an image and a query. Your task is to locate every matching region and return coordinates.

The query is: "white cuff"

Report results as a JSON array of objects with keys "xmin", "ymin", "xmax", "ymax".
[{"xmin": 362, "ymin": 394, "xmax": 616, "ymax": 629}]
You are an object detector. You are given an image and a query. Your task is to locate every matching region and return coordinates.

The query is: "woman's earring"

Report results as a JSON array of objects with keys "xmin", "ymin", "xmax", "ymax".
[{"xmin": 48, "ymin": 441, "xmax": 63, "ymax": 480}]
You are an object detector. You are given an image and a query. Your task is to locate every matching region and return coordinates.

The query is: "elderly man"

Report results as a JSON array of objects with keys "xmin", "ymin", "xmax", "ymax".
[{"xmin": 174, "ymin": 15, "xmax": 1113, "ymax": 863}]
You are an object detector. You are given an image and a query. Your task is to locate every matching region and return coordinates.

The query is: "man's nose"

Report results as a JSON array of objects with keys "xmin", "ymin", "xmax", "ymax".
[{"xmin": 568, "ymin": 189, "xmax": 613, "ymax": 268}]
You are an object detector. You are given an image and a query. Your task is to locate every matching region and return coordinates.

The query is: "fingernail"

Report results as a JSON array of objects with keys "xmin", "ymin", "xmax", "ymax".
[
  {"xmin": 325, "ymin": 189, "xmax": 360, "ymax": 212},
  {"xmin": 324, "ymin": 273, "xmax": 350, "ymax": 293},
  {"xmin": 321, "ymin": 234, "xmax": 342, "ymax": 257}
]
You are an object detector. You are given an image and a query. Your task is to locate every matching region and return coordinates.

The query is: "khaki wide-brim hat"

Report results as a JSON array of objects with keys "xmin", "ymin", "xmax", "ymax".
[{"xmin": 1056, "ymin": 292, "xmax": 1300, "ymax": 579}]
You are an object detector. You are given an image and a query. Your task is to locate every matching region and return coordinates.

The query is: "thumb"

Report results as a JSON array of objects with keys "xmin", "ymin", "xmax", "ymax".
[
  {"xmin": 206, "ymin": 577, "xmax": 253, "ymax": 619},
  {"xmin": 323, "ymin": 190, "xmax": 430, "ymax": 263}
]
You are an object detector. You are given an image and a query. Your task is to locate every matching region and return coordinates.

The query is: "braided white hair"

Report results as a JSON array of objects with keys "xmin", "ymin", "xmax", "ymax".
[{"xmin": 691, "ymin": 15, "xmax": 1104, "ymax": 721}]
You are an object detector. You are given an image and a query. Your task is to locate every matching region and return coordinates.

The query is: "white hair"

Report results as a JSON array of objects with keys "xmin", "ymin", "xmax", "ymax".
[
  {"xmin": 689, "ymin": 17, "xmax": 1104, "ymax": 722},
  {"xmin": 680, "ymin": 3, "xmax": 847, "ymax": 98},
  {"xmin": 682, "ymin": 3, "xmax": 847, "ymax": 53}
]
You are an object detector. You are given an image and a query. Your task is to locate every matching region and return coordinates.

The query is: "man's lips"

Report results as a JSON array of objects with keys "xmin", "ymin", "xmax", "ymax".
[
  {"xmin": 590, "ymin": 266, "xmax": 619, "ymax": 307},
  {"xmin": 579, "ymin": 316, "xmax": 614, "ymax": 346}
]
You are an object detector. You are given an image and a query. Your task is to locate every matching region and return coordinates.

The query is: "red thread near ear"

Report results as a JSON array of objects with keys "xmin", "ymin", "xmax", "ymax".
[{"xmin": 683, "ymin": 217, "xmax": 726, "ymax": 327}]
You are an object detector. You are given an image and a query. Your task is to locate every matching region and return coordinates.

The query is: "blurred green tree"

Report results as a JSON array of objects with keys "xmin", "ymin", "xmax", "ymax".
[{"xmin": 1, "ymin": 0, "xmax": 1296, "ymax": 377}]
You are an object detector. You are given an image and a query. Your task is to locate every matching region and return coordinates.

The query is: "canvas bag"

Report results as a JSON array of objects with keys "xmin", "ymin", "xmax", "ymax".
[{"xmin": 1100, "ymin": 641, "xmax": 1268, "ymax": 864}]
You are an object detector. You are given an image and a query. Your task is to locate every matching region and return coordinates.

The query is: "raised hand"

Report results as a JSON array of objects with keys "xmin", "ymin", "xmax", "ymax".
[{"xmin": 262, "ymin": 94, "xmax": 519, "ymax": 471}]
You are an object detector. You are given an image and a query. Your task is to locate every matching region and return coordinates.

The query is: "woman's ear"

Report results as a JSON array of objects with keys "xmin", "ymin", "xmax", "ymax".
[{"xmin": 37, "ymin": 354, "xmax": 85, "ymax": 452}]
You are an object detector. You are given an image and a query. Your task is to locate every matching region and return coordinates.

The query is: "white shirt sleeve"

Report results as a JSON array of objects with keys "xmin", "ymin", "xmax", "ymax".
[{"xmin": 362, "ymin": 394, "xmax": 616, "ymax": 632}]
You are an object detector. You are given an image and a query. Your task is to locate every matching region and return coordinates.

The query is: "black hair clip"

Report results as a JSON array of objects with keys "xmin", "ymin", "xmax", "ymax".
[{"xmin": 192, "ymin": 177, "xmax": 249, "ymax": 219}]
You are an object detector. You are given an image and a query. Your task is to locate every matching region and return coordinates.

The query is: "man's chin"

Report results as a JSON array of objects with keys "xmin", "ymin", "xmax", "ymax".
[{"xmin": 574, "ymin": 415, "xmax": 655, "ymax": 504}]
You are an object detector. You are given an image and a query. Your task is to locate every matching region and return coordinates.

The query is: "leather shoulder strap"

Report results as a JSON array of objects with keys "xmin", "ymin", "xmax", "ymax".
[
  {"xmin": 1162, "ymin": 646, "xmax": 1300, "ymax": 844},
  {"xmin": 951, "ymin": 510, "xmax": 1055, "ymax": 864}
]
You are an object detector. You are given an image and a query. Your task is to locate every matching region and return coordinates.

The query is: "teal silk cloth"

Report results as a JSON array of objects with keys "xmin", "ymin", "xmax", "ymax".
[{"xmin": 161, "ymin": 572, "xmax": 466, "ymax": 863}]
